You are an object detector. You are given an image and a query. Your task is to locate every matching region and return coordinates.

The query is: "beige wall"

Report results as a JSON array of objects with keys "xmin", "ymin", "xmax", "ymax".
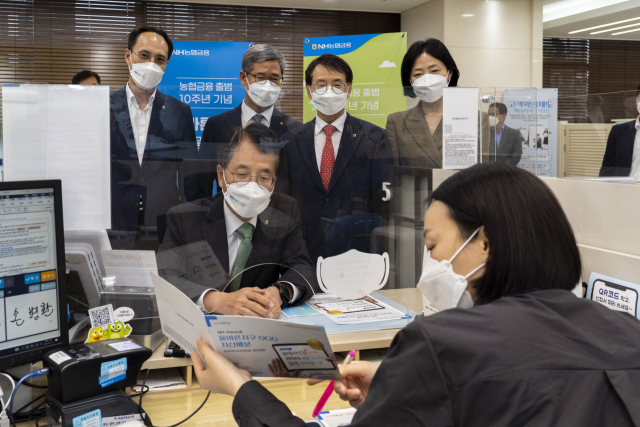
[
  {"xmin": 401, "ymin": 0, "xmax": 445, "ymax": 47},
  {"xmin": 401, "ymin": 0, "xmax": 543, "ymax": 89}
]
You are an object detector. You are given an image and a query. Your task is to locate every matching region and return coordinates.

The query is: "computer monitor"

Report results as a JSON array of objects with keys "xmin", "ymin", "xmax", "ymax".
[{"xmin": 0, "ymin": 180, "xmax": 68, "ymax": 369}]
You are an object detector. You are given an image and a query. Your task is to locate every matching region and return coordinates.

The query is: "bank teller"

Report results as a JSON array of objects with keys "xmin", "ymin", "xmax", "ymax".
[{"xmin": 190, "ymin": 163, "xmax": 640, "ymax": 426}]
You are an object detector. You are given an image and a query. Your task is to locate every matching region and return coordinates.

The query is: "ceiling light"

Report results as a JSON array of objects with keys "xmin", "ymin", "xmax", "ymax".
[
  {"xmin": 612, "ymin": 27, "xmax": 640, "ymax": 35},
  {"xmin": 462, "ymin": 14, "xmax": 474, "ymax": 17},
  {"xmin": 568, "ymin": 16, "xmax": 640, "ymax": 34},
  {"xmin": 544, "ymin": 0, "xmax": 628, "ymax": 22},
  {"xmin": 591, "ymin": 22, "xmax": 640, "ymax": 34}
]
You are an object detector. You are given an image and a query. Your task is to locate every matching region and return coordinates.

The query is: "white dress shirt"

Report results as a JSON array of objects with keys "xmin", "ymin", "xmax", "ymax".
[
  {"xmin": 126, "ymin": 83, "xmax": 157, "ymax": 165},
  {"xmin": 629, "ymin": 117, "xmax": 640, "ymax": 180},
  {"xmin": 314, "ymin": 111, "xmax": 347, "ymax": 171},
  {"xmin": 241, "ymin": 101, "xmax": 274, "ymax": 128},
  {"xmin": 196, "ymin": 200, "xmax": 300, "ymax": 310}
]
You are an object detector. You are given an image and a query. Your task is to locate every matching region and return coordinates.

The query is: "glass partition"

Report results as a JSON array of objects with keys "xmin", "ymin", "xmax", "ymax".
[{"xmin": 7, "ymin": 82, "xmax": 628, "ymax": 303}]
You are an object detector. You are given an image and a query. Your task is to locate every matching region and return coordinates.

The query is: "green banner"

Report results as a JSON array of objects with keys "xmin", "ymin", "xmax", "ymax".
[{"xmin": 303, "ymin": 33, "xmax": 407, "ymax": 128}]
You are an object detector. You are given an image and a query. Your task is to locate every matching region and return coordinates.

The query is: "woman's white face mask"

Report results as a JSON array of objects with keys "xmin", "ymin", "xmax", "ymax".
[
  {"xmin": 417, "ymin": 228, "xmax": 485, "ymax": 312},
  {"xmin": 412, "ymin": 73, "xmax": 449, "ymax": 103}
]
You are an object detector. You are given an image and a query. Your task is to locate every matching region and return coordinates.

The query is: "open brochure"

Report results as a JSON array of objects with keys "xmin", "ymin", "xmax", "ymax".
[
  {"xmin": 150, "ymin": 273, "xmax": 341, "ymax": 381},
  {"xmin": 307, "ymin": 293, "xmax": 408, "ymax": 325}
]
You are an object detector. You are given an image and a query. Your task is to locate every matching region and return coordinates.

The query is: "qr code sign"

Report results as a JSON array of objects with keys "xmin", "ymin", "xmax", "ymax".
[{"xmin": 88, "ymin": 304, "xmax": 115, "ymax": 328}]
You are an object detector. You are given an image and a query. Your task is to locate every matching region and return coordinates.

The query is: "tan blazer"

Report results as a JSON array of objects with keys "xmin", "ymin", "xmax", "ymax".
[
  {"xmin": 386, "ymin": 104, "xmax": 490, "ymax": 168},
  {"xmin": 386, "ymin": 104, "xmax": 443, "ymax": 168}
]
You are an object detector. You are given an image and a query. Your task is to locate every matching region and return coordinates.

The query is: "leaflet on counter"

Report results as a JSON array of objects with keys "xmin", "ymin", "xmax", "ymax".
[
  {"xmin": 151, "ymin": 273, "xmax": 341, "ymax": 381},
  {"xmin": 306, "ymin": 293, "xmax": 408, "ymax": 325}
]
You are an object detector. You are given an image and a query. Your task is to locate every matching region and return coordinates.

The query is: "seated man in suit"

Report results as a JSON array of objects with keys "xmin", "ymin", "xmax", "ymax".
[
  {"xmin": 487, "ymin": 102, "xmax": 523, "ymax": 166},
  {"xmin": 275, "ymin": 54, "xmax": 392, "ymax": 264},
  {"xmin": 188, "ymin": 44, "xmax": 301, "ymax": 201},
  {"xmin": 158, "ymin": 124, "xmax": 318, "ymax": 318},
  {"xmin": 110, "ymin": 26, "xmax": 197, "ymax": 250},
  {"xmin": 600, "ymin": 85, "xmax": 640, "ymax": 177}
]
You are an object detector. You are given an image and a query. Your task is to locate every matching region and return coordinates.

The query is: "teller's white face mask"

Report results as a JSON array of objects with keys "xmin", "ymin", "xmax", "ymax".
[
  {"xmin": 411, "ymin": 73, "xmax": 449, "ymax": 103},
  {"xmin": 129, "ymin": 61, "xmax": 164, "ymax": 91},
  {"xmin": 311, "ymin": 87, "xmax": 349, "ymax": 116},
  {"xmin": 222, "ymin": 172, "xmax": 272, "ymax": 219},
  {"xmin": 417, "ymin": 228, "xmax": 485, "ymax": 312},
  {"xmin": 246, "ymin": 77, "xmax": 281, "ymax": 108}
]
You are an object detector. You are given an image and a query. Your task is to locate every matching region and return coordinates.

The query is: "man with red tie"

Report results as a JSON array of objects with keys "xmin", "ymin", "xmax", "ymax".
[{"xmin": 275, "ymin": 54, "xmax": 392, "ymax": 264}]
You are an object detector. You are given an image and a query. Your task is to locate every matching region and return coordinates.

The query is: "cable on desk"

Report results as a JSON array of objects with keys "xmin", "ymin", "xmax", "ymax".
[{"xmin": 137, "ymin": 369, "xmax": 211, "ymax": 427}]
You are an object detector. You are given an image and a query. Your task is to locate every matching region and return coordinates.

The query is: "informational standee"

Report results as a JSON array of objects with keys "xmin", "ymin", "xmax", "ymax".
[
  {"xmin": 162, "ymin": 41, "xmax": 253, "ymax": 145},
  {"xmin": 503, "ymin": 88, "xmax": 558, "ymax": 177},
  {"xmin": 442, "ymin": 88, "xmax": 480, "ymax": 170},
  {"xmin": 586, "ymin": 272, "xmax": 640, "ymax": 320},
  {"xmin": 303, "ymin": 33, "xmax": 407, "ymax": 128}
]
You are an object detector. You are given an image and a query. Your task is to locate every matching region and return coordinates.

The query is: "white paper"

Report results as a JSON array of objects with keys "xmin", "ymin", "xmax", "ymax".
[
  {"xmin": 49, "ymin": 350, "xmax": 72, "ymax": 365},
  {"xmin": 442, "ymin": 87, "xmax": 479, "ymax": 170},
  {"xmin": 316, "ymin": 250, "xmax": 389, "ymax": 300},
  {"xmin": 102, "ymin": 250, "xmax": 158, "ymax": 288},
  {"xmin": 317, "ymin": 408, "xmax": 357, "ymax": 427},
  {"xmin": 2, "ymin": 84, "xmax": 111, "ymax": 230},
  {"xmin": 306, "ymin": 294, "xmax": 407, "ymax": 325},
  {"xmin": 132, "ymin": 368, "xmax": 186, "ymax": 392},
  {"xmin": 151, "ymin": 273, "xmax": 341, "ymax": 380}
]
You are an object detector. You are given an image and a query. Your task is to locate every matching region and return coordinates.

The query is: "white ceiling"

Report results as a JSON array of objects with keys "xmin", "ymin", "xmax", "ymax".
[
  {"xmin": 544, "ymin": 0, "xmax": 640, "ymax": 40},
  {"xmin": 147, "ymin": 0, "xmax": 430, "ymax": 13}
]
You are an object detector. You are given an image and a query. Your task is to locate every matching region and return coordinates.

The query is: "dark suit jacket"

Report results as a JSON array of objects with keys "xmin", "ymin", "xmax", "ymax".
[
  {"xmin": 600, "ymin": 120, "xmax": 636, "ymax": 177},
  {"xmin": 185, "ymin": 103, "xmax": 302, "ymax": 201},
  {"xmin": 488, "ymin": 124, "xmax": 524, "ymax": 166},
  {"xmin": 110, "ymin": 86, "xmax": 197, "ymax": 237},
  {"xmin": 231, "ymin": 290, "xmax": 640, "ymax": 426},
  {"xmin": 275, "ymin": 113, "xmax": 393, "ymax": 263},
  {"xmin": 157, "ymin": 191, "xmax": 318, "ymax": 304}
]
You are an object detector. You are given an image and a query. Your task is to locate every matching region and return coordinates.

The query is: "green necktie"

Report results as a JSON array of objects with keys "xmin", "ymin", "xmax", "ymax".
[{"xmin": 229, "ymin": 222, "xmax": 254, "ymax": 292}]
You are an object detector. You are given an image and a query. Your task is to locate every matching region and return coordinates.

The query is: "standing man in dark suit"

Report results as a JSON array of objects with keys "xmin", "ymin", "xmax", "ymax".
[
  {"xmin": 275, "ymin": 54, "xmax": 392, "ymax": 264},
  {"xmin": 190, "ymin": 44, "xmax": 301, "ymax": 201},
  {"xmin": 158, "ymin": 124, "xmax": 317, "ymax": 318},
  {"xmin": 110, "ymin": 26, "xmax": 197, "ymax": 250},
  {"xmin": 600, "ymin": 85, "xmax": 640, "ymax": 177},
  {"xmin": 487, "ymin": 102, "xmax": 523, "ymax": 166}
]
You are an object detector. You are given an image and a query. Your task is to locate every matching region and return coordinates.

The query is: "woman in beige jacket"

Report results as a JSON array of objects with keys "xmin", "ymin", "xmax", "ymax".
[{"xmin": 387, "ymin": 38, "xmax": 489, "ymax": 168}]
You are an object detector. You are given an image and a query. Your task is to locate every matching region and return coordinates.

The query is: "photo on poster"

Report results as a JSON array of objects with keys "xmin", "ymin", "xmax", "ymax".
[{"xmin": 272, "ymin": 344, "xmax": 337, "ymax": 372}]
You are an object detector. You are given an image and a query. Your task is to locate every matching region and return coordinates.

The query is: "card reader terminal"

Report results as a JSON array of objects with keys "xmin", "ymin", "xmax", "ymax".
[{"xmin": 44, "ymin": 339, "xmax": 152, "ymax": 403}]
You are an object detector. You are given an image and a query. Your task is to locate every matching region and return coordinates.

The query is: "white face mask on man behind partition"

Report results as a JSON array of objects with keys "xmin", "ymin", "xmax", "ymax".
[
  {"xmin": 246, "ymin": 78, "xmax": 281, "ymax": 108},
  {"xmin": 412, "ymin": 73, "xmax": 450, "ymax": 103},
  {"xmin": 222, "ymin": 173, "xmax": 272, "ymax": 219},
  {"xmin": 311, "ymin": 88, "xmax": 349, "ymax": 116},
  {"xmin": 417, "ymin": 228, "xmax": 485, "ymax": 313},
  {"xmin": 129, "ymin": 62, "xmax": 165, "ymax": 91}
]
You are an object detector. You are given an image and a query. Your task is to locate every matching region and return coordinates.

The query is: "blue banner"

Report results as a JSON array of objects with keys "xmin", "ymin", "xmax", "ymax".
[{"xmin": 162, "ymin": 41, "xmax": 253, "ymax": 144}]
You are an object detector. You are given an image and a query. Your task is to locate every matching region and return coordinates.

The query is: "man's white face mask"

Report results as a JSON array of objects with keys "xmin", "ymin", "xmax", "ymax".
[
  {"xmin": 417, "ymin": 228, "xmax": 485, "ymax": 313},
  {"xmin": 129, "ymin": 62, "xmax": 164, "ymax": 91}
]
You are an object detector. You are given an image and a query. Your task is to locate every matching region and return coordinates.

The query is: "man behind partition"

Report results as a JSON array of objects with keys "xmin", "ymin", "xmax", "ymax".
[
  {"xmin": 158, "ymin": 124, "xmax": 317, "ymax": 319},
  {"xmin": 189, "ymin": 44, "xmax": 301, "ymax": 201},
  {"xmin": 275, "ymin": 54, "xmax": 392, "ymax": 264},
  {"xmin": 487, "ymin": 102, "xmax": 523, "ymax": 166},
  {"xmin": 110, "ymin": 26, "xmax": 197, "ymax": 249}
]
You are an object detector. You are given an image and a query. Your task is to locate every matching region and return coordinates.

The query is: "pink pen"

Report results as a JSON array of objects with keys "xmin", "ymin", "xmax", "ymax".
[{"xmin": 312, "ymin": 349, "xmax": 356, "ymax": 418}]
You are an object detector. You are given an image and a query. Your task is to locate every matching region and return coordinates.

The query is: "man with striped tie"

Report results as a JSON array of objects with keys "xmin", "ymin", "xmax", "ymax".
[
  {"xmin": 159, "ymin": 124, "xmax": 317, "ymax": 319},
  {"xmin": 275, "ymin": 54, "xmax": 393, "ymax": 265}
]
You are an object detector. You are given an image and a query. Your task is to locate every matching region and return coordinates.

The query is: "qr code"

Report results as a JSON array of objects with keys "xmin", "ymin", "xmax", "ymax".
[
  {"xmin": 444, "ymin": 124, "xmax": 453, "ymax": 134},
  {"xmin": 88, "ymin": 304, "xmax": 114, "ymax": 328}
]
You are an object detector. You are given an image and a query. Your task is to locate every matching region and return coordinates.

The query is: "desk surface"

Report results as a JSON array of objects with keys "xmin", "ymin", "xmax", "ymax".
[
  {"xmin": 142, "ymin": 288, "xmax": 423, "ymax": 370},
  {"xmin": 18, "ymin": 289, "xmax": 422, "ymax": 427}
]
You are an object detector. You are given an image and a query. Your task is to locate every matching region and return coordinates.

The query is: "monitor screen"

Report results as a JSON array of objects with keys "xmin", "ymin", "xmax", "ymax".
[{"xmin": 0, "ymin": 185, "xmax": 66, "ymax": 363}]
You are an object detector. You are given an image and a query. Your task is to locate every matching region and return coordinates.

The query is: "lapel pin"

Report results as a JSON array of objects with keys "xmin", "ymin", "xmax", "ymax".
[
  {"xmin": 353, "ymin": 133, "xmax": 356, "ymax": 137},
  {"xmin": 280, "ymin": 122, "xmax": 284, "ymax": 125},
  {"xmin": 162, "ymin": 106, "xmax": 165, "ymax": 109},
  {"xmin": 265, "ymin": 220, "xmax": 269, "ymax": 224}
]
